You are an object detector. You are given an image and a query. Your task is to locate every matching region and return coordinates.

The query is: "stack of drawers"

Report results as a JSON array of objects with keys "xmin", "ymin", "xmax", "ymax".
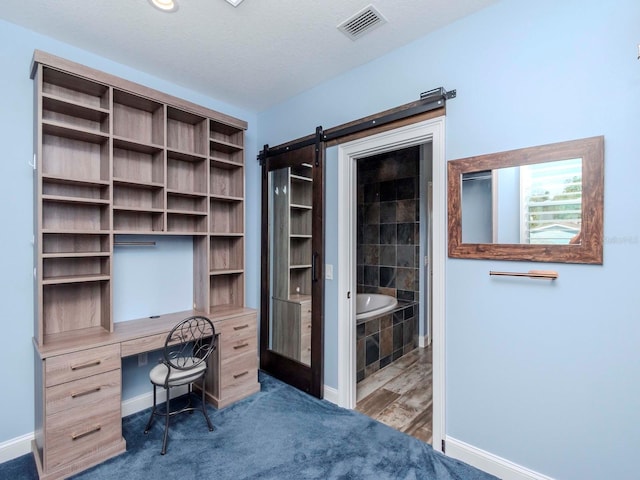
[
  {"xmin": 36, "ymin": 344, "xmax": 126, "ymax": 479},
  {"xmin": 208, "ymin": 312, "xmax": 260, "ymax": 408}
]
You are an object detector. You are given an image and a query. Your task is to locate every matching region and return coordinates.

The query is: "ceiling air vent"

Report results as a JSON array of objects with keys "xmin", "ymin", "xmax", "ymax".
[{"xmin": 338, "ymin": 4, "xmax": 387, "ymax": 40}]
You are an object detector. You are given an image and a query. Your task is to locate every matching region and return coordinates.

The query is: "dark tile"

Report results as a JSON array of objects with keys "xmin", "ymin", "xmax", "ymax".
[
  {"xmin": 365, "ymin": 318, "xmax": 380, "ymax": 336},
  {"xmin": 392, "ymin": 348, "xmax": 404, "ymax": 361},
  {"xmin": 364, "ymin": 183, "xmax": 380, "ymax": 203},
  {"xmin": 364, "ymin": 203, "xmax": 380, "ymax": 225},
  {"xmin": 356, "ymin": 323, "xmax": 366, "ymax": 340},
  {"xmin": 393, "ymin": 323, "xmax": 403, "ymax": 351},
  {"xmin": 404, "ymin": 305, "xmax": 415, "ymax": 319},
  {"xmin": 403, "ymin": 319, "xmax": 414, "ymax": 347},
  {"xmin": 357, "ymin": 244, "xmax": 364, "ymax": 264},
  {"xmin": 365, "ymin": 333, "xmax": 379, "ymax": 366},
  {"xmin": 397, "ymin": 289, "xmax": 415, "ymax": 302},
  {"xmin": 380, "ymin": 202, "xmax": 396, "ymax": 223},
  {"xmin": 397, "ymin": 223, "xmax": 416, "ymax": 245},
  {"xmin": 364, "ymin": 266, "xmax": 378, "ymax": 286},
  {"xmin": 380, "ymin": 245, "xmax": 396, "ymax": 266},
  {"xmin": 380, "ymin": 355, "xmax": 392, "ymax": 369},
  {"xmin": 357, "ymin": 265, "xmax": 364, "ymax": 285},
  {"xmin": 380, "ymin": 224, "xmax": 397, "ymax": 245},
  {"xmin": 380, "ymin": 327, "xmax": 393, "ymax": 358},
  {"xmin": 396, "ymin": 177, "xmax": 416, "ymax": 200},
  {"xmin": 396, "ymin": 199, "xmax": 416, "ymax": 223},
  {"xmin": 356, "ymin": 369, "xmax": 365, "ymax": 383},
  {"xmin": 397, "ymin": 245, "xmax": 414, "ymax": 267},
  {"xmin": 365, "ymin": 362, "xmax": 380, "ymax": 377},
  {"xmin": 380, "ymin": 180, "xmax": 396, "ymax": 202},
  {"xmin": 364, "ymin": 224, "xmax": 380, "ymax": 245},
  {"xmin": 357, "ymin": 338, "xmax": 365, "ymax": 371},
  {"xmin": 393, "ymin": 310, "xmax": 404, "ymax": 325},
  {"xmin": 380, "ymin": 267, "xmax": 396, "ymax": 288},
  {"xmin": 363, "ymin": 245, "xmax": 379, "ymax": 265},
  {"xmin": 396, "ymin": 268, "xmax": 416, "ymax": 291}
]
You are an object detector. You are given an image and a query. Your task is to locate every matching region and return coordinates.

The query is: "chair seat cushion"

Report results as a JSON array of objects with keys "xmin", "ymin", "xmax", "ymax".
[{"xmin": 149, "ymin": 357, "xmax": 207, "ymax": 386}]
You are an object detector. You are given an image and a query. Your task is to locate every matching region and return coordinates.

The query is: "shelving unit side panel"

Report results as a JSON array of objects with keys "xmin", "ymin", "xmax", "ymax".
[{"xmin": 193, "ymin": 236, "xmax": 210, "ymax": 313}]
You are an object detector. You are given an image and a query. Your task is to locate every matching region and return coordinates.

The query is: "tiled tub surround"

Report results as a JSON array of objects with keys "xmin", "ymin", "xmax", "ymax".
[
  {"xmin": 356, "ymin": 302, "xmax": 418, "ymax": 382},
  {"xmin": 357, "ymin": 146, "xmax": 420, "ymax": 303}
]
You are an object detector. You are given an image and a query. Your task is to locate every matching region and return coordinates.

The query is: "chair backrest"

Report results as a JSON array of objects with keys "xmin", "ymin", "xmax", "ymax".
[{"xmin": 164, "ymin": 316, "xmax": 216, "ymax": 371}]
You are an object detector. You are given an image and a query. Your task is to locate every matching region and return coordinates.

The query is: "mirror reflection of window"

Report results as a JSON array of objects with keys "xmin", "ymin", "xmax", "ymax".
[{"xmin": 520, "ymin": 158, "xmax": 582, "ymax": 245}]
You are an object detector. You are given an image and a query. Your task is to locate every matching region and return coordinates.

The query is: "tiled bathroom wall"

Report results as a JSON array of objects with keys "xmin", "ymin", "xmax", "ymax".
[
  {"xmin": 356, "ymin": 146, "xmax": 421, "ymax": 382},
  {"xmin": 357, "ymin": 145, "xmax": 420, "ymax": 301}
]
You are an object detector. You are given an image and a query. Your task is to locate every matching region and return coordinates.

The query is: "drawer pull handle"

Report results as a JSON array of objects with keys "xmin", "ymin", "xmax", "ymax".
[
  {"xmin": 71, "ymin": 360, "xmax": 101, "ymax": 371},
  {"xmin": 233, "ymin": 324, "xmax": 249, "ymax": 331},
  {"xmin": 71, "ymin": 424, "xmax": 101, "ymax": 441},
  {"xmin": 233, "ymin": 370, "xmax": 249, "ymax": 379},
  {"xmin": 71, "ymin": 386, "xmax": 102, "ymax": 398},
  {"xmin": 233, "ymin": 343, "xmax": 249, "ymax": 350}
]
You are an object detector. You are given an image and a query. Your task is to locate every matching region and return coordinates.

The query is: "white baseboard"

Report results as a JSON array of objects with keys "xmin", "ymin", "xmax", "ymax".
[
  {"xmin": 0, "ymin": 386, "xmax": 189, "ymax": 465},
  {"xmin": 445, "ymin": 436, "xmax": 555, "ymax": 480},
  {"xmin": 0, "ymin": 432, "xmax": 34, "ymax": 464},
  {"xmin": 323, "ymin": 384, "xmax": 339, "ymax": 405}
]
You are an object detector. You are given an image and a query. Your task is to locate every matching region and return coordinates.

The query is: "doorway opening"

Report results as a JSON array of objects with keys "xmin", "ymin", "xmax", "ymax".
[
  {"xmin": 335, "ymin": 117, "xmax": 446, "ymax": 452},
  {"xmin": 352, "ymin": 144, "xmax": 433, "ymax": 443}
]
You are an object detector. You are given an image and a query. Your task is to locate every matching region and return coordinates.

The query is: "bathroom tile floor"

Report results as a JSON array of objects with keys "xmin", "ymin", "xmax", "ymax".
[{"xmin": 356, "ymin": 345, "xmax": 432, "ymax": 444}]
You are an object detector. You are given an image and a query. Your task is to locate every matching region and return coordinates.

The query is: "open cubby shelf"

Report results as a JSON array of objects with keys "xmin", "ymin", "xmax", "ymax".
[{"xmin": 34, "ymin": 55, "xmax": 247, "ymax": 347}]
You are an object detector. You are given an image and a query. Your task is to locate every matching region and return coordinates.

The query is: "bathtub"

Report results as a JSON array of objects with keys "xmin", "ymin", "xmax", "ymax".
[{"xmin": 356, "ymin": 293, "xmax": 398, "ymax": 321}]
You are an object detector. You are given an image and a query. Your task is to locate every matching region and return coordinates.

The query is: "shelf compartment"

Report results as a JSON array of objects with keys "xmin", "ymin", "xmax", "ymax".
[
  {"xmin": 290, "ymin": 164, "xmax": 312, "ymax": 178},
  {"xmin": 43, "ymin": 256, "xmax": 110, "ymax": 283},
  {"xmin": 289, "ymin": 268, "xmax": 311, "ymax": 297},
  {"xmin": 43, "ymin": 202, "xmax": 110, "ymax": 231},
  {"xmin": 167, "ymin": 107, "xmax": 207, "ymax": 156},
  {"xmin": 210, "ymin": 140, "xmax": 243, "ymax": 165},
  {"xmin": 209, "ymin": 199, "xmax": 243, "ymax": 235},
  {"xmin": 167, "ymin": 153, "xmax": 207, "ymax": 194},
  {"xmin": 113, "ymin": 182, "xmax": 164, "ymax": 211},
  {"xmin": 167, "ymin": 191, "xmax": 207, "ymax": 214},
  {"xmin": 290, "ymin": 208, "xmax": 312, "ymax": 236},
  {"xmin": 42, "ymin": 281, "xmax": 111, "ymax": 336},
  {"xmin": 113, "ymin": 210, "xmax": 164, "ymax": 233},
  {"xmin": 42, "ymin": 95, "xmax": 109, "ymax": 133},
  {"xmin": 43, "ymin": 233, "xmax": 110, "ymax": 255},
  {"xmin": 43, "ymin": 178, "xmax": 109, "ymax": 202},
  {"xmin": 113, "ymin": 143, "xmax": 164, "ymax": 188},
  {"xmin": 210, "ymin": 120, "xmax": 243, "ymax": 148},
  {"xmin": 210, "ymin": 236, "xmax": 244, "ymax": 273},
  {"xmin": 42, "ymin": 67, "xmax": 109, "ymax": 110},
  {"xmin": 210, "ymin": 163, "xmax": 243, "ymax": 198},
  {"xmin": 291, "ymin": 179, "xmax": 312, "ymax": 206},
  {"xmin": 290, "ymin": 237, "xmax": 312, "ymax": 266},
  {"xmin": 113, "ymin": 90, "xmax": 164, "ymax": 145},
  {"xmin": 166, "ymin": 212, "xmax": 208, "ymax": 234},
  {"xmin": 209, "ymin": 273, "xmax": 244, "ymax": 309},
  {"xmin": 42, "ymin": 132, "xmax": 109, "ymax": 183}
]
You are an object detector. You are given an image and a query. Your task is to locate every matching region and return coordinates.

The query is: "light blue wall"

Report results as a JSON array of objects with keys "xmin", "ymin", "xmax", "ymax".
[
  {"xmin": 257, "ymin": 1, "xmax": 640, "ymax": 479},
  {"xmin": 0, "ymin": 19, "xmax": 259, "ymax": 443}
]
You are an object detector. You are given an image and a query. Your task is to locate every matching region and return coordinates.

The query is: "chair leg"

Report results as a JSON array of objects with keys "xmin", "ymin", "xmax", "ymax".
[
  {"xmin": 144, "ymin": 384, "xmax": 157, "ymax": 434},
  {"xmin": 161, "ymin": 387, "xmax": 170, "ymax": 455},
  {"xmin": 200, "ymin": 377, "xmax": 214, "ymax": 432}
]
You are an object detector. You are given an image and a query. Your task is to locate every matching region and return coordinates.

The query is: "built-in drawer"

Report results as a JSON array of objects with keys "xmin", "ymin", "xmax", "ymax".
[
  {"xmin": 45, "ymin": 344, "xmax": 121, "ymax": 387},
  {"xmin": 44, "ymin": 394, "xmax": 121, "ymax": 472},
  {"xmin": 221, "ymin": 334, "xmax": 257, "ymax": 365},
  {"xmin": 217, "ymin": 314, "xmax": 256, "ymax": 344},
  {"xmin": 45, "ymin": 369, "xmax": 121, "ymax": 416},
  {"xmin": 219, "ymin": 351, "xmax": 258, "ymax": 396},
  {"xmin": 120, "ymin": 333, "xmax": 165, "ymax": 358}
]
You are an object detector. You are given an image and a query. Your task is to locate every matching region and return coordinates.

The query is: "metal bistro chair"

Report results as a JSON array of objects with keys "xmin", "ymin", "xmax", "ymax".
[{"xmin": 144, "ymin": 315, "xmax": 216, "ymax": 454}]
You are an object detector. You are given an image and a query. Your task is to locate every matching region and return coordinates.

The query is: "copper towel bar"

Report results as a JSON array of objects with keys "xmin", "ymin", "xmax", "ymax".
[{"xmin": 489, "ymin": 270, "xmax": 558, "ymax": 280}]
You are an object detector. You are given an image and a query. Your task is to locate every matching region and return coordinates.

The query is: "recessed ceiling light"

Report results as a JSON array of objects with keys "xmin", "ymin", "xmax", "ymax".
[
  {"xmin": 225, "ymin": 0, "xmax": 245, "ymax": 6},
  {"xmin": 148, "ymin": 0, "xmax": 179, "ymax": 12}
]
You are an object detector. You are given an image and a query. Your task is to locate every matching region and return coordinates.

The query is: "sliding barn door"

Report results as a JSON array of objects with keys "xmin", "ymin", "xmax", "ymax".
[{"xmin": 260, "ymin": 140, "xmax": 324, "ymax": 397}]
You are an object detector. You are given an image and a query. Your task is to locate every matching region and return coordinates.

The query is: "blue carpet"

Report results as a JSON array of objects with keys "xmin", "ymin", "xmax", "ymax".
[{"xmin": 0, "ymin": 372, "xmax": 497, "ymax": 479}]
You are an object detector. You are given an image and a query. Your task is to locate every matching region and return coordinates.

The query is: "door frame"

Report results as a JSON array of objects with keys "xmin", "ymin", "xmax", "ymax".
[{"xmin": 335, "ymin": 116, "xmax": 446, "ymax": 452}]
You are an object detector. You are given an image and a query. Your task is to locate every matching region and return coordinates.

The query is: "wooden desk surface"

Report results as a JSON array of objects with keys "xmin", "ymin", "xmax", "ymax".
[{"xmin": 35, "ymin": 306, "xmax": 257, "ymax": 359}]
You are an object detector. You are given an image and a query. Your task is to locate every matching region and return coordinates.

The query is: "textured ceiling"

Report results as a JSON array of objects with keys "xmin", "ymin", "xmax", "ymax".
[{"xmin": 0, "ymin": 0, "xmax": 498, "ymax": 111}]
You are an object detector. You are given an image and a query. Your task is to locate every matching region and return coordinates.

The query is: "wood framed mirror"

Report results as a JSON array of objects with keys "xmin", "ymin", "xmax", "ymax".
[{"xmin": 448, "ymin": 136, "xmax": 604, "ymax": 264}]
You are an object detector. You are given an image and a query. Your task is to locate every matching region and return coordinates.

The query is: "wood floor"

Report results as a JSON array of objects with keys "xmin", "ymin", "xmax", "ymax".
[{"xmin": 355, "ymin": 345, "xmax": 432, "ymax": 444}]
